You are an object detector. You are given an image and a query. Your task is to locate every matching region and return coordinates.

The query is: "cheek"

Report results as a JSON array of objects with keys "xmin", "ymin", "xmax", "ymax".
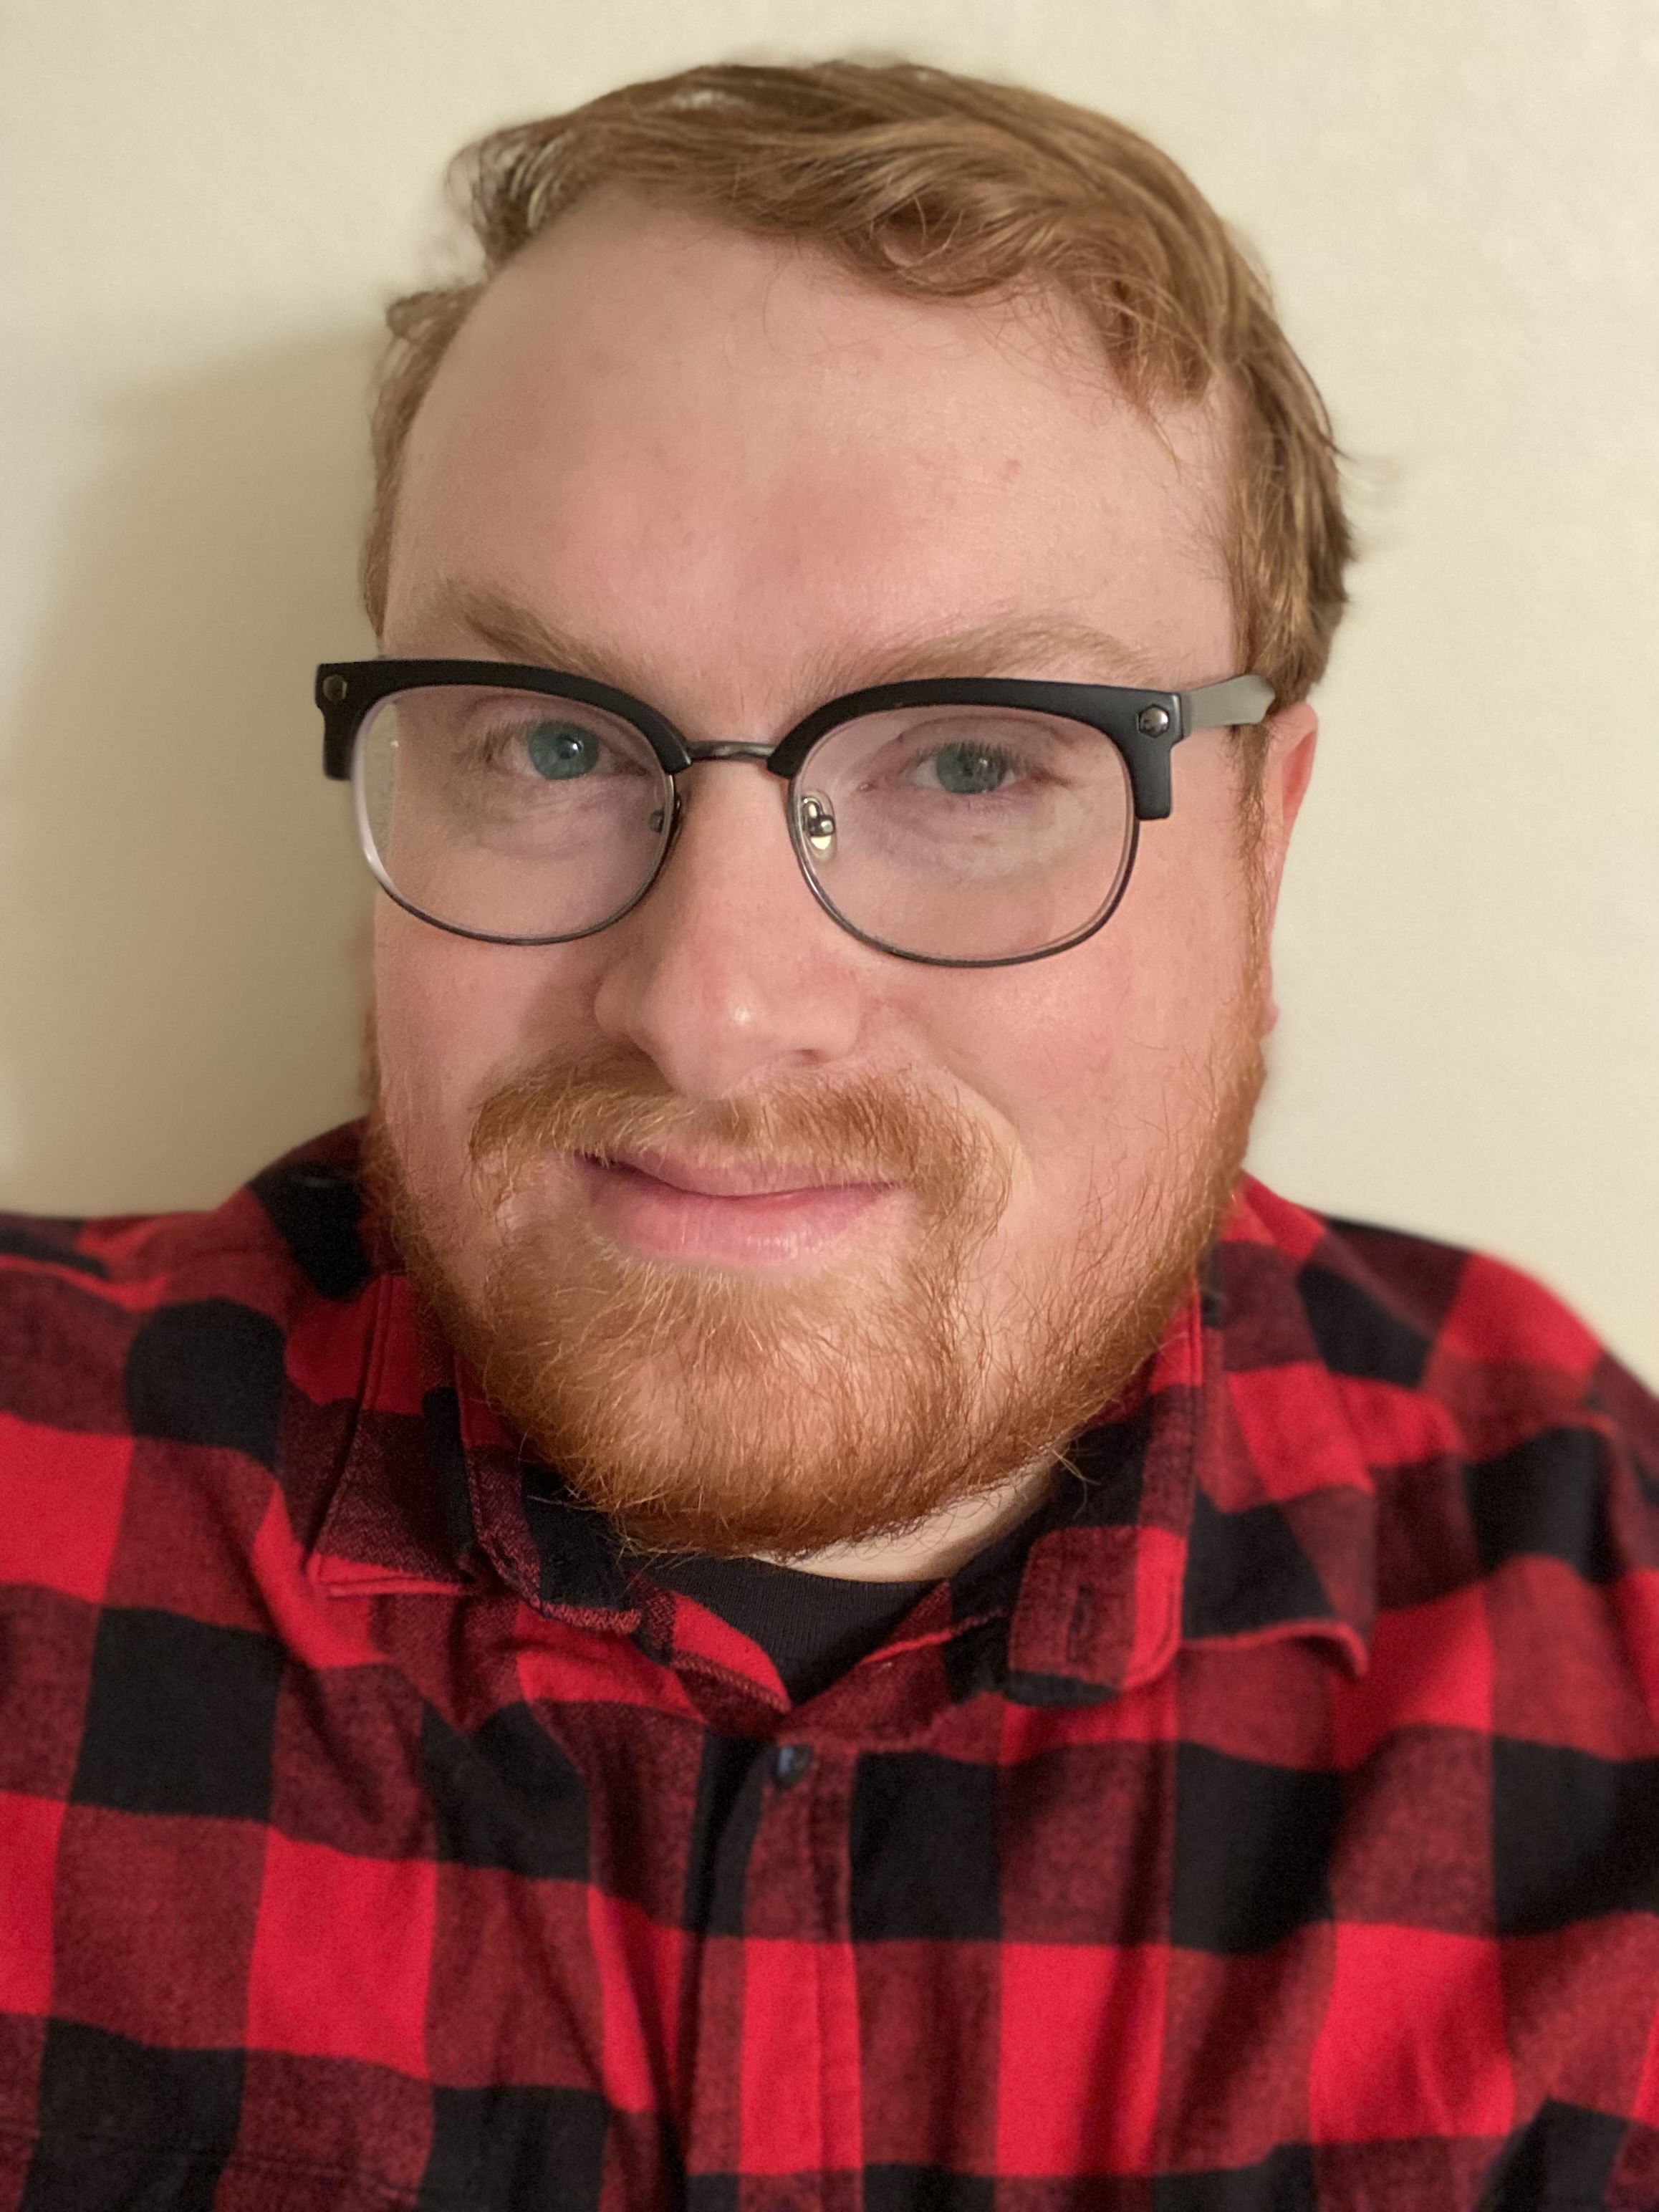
[
  {"xmin": 372, "ymin": 925, "xmax": 475, "ymax": 1185},
  {"xmin": 915, "ymin": 957, "xmax": 1138, "ymax": 1217},
  {"xmin": 943, "ymin": 831, "xmax": 1256, "ymax": 1205},
  {"xmin": 1121, "ymin": 744, "xmax": 1262, "ymax": 1042},
  {"xmin": 371, "ymin": 911, "xmax": 598, "ymax": 1173},
  {"xmin": 1117, "ymin": 840, "xmax": 1249, "ymax": 1046}
]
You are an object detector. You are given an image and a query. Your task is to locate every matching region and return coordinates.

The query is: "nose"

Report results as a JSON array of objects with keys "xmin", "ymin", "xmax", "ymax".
[{"xmin": 590, "ymin": 760, "xmax": 867, "ymax": 1099}]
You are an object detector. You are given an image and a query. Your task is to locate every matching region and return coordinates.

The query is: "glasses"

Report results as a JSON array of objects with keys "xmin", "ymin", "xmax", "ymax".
[{"xmin": 317, "ymin": 658, "xmax": 1273, "ymax": 969}]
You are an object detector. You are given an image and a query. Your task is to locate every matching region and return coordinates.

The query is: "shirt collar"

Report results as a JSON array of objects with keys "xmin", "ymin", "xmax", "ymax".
[{"xmin": 305, "ymin": 1171, "xmax": 1377, "ymax": 1703}]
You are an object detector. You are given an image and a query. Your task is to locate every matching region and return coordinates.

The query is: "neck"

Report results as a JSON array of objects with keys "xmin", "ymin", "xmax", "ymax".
[{"xmin": 755, "ymin": 1456, "xmax": 1054, "ymax": 1582}]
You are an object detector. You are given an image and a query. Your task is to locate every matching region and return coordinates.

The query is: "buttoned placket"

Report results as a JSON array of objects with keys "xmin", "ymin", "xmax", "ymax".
[{"xmin": 669, "ymin": 1725, "xmax": 863, "ymax": 2194}]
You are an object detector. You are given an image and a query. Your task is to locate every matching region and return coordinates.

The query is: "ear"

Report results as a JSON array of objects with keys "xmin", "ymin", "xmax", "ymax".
[{"xmin": 1256, "ymin": 701, "xmax": 1319, "ymax": 928}]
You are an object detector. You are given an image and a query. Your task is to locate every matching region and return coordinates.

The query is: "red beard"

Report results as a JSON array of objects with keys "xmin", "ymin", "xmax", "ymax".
[{"xmin": 367, "ymin": 1014, "xmax": 1262, "ymax": 1559}]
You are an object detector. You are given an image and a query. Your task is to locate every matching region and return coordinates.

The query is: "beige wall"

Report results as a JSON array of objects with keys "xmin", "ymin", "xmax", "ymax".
[{"xmin": 2, "ymin": 0, "xmax": 1655, "ymax": 1377}]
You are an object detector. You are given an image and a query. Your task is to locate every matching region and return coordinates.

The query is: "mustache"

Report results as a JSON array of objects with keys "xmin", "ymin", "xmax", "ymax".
[{"xmin": 468, "ymin": 1049, "xmax": 1007, "ymax": 1231}]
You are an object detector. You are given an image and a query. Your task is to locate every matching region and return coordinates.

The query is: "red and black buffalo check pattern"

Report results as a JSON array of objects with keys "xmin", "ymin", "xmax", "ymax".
[{"xmin": 1, "ymin": 1123, "xmax": 1657, "ymax": 2210}]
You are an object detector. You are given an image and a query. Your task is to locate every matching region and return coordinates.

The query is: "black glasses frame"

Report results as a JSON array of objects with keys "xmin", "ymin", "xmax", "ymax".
[{"xmin": 317, "ymin": 658, "xmax": 1274, "ymax": 967}]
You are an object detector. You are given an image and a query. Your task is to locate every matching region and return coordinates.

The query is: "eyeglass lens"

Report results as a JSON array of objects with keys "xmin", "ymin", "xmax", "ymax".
[{"xmin": 353, "ymin": 686, "xmax": 1135, "ymax": 960}]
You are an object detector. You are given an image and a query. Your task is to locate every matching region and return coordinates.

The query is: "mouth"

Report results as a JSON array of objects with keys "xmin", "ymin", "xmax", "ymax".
[
  {"xmin": 598, "ymin": 1146, "xmax": 876, "ymax": 1198},
  {"xmin": 570, "ymin": 1147, "xmax": 896, "ymax": 1266}
]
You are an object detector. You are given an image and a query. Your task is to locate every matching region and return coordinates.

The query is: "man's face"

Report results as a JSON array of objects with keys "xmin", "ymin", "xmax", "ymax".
[{"xmin": 372, "ymin": 193, "xmax": 1314, "ymax": 1559}]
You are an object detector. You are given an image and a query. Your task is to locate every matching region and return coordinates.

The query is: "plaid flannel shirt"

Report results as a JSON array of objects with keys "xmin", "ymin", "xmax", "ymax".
[{"xmin": 1, "ymin": 1124, "xmax": 1657, "ymax": 2211}]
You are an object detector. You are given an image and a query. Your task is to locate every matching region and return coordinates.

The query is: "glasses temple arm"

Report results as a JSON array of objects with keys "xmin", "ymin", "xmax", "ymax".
[{"xmin": 1178, "ymin": 675, "xmax": 1276, "ymax": 734}]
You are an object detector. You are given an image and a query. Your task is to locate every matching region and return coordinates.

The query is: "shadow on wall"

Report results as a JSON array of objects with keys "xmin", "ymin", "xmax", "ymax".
[{"xmin": 0, "ymin": 332, "xmax": 382, "ymax": 1218}]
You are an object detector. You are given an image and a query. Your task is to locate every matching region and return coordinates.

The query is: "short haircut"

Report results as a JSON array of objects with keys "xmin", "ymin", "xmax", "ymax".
[{"xmin": 363, "ymin": 59, "xmax": 1352, "ymax": 723}]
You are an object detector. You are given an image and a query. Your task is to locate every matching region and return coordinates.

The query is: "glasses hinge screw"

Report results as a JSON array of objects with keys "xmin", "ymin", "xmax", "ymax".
[
  {"xmin": 322, "ymin": 674, "xmax": 348, "ymax": 702},
  {"xmin": 1137, "ymin": 704, "xmax": 1171, "ymax": 737}
]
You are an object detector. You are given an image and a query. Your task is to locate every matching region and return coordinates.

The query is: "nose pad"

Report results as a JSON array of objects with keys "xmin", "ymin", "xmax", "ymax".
[{"xmin": 797, "ymin": 791, "xmax": 836, "ymax": 857}]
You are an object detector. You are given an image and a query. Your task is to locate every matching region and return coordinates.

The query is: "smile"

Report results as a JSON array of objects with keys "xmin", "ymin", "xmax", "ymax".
[{"xmin": 571, "ymin": 1149, "xmax": 895, "ymax": 1266}]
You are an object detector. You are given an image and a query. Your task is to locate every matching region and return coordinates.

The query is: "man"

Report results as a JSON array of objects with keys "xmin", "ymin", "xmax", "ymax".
[{"xmin": 1, "ymin": 57, "xmax": 1655, "ymax": 2212}]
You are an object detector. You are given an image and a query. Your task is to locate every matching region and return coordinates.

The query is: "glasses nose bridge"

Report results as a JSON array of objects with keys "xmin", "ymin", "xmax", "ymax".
[
  {"xmin": 676, "ymin": 739, "xmax": 789, "ymax": 773},
  {"xmin": 663, "ymin": 737, "xmax": 811, "ymax": 868},
  {"xmin": 651, "ymin": 736, "xmax": 824, "ymax": 927}
]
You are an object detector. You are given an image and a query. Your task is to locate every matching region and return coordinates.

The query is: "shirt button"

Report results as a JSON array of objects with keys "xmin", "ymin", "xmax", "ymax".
[{"xmin": 772, "ymin": 1743, "xmax": 813, "ymax": 1787}]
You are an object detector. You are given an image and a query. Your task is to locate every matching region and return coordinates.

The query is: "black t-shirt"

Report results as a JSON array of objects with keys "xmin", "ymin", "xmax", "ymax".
[{"xmin": 649, "ymin": 1502, "xmax": 1049, "ymax": 1704}]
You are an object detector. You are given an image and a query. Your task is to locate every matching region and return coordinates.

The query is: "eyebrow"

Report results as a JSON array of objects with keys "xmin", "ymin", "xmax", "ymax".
[
  {"xmin": 847, "ymin": 619, "xmax": 1166, "ymax": 691},
  {"xmin": 410, "ymin": 581, "xmax": 1170, "ymax": 706}
]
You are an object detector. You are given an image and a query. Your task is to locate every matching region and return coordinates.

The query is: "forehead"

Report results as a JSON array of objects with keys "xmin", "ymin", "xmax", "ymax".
[{"xmin": 387, "ymin": 192, "xmax": 1235, "ymax": 714}]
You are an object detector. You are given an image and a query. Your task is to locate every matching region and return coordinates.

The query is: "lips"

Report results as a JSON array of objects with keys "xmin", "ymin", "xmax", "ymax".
[
  {"xmin": 587, "ymin": 1147, "xmax": 875, "ymax": 1200},
  {"xmin": 571, "ymin": 1148, "xmax": 893, "ymax": 1266}
]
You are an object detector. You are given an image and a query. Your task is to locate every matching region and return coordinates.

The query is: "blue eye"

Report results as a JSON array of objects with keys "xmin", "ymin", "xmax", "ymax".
[
  {"xmin": 931, "ymin": 743, "xmax": 1011, "ymax": 794},
  {"xmin": 525, "ymin": 722, "xmax": 600, "ymax": 779}
]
